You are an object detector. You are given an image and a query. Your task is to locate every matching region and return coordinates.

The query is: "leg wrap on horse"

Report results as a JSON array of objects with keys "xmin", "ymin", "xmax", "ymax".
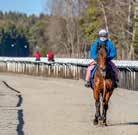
[
  {"xmin": 95, "ymin": 101, "xmax": 101, "ymax": 118},
  {"xmin": 102, "ymin": 103, "xmax": 108, "ymax": 122},
  {"xmin": 95, "ymin": 101, "xmax": 100, "ymax": 108}
]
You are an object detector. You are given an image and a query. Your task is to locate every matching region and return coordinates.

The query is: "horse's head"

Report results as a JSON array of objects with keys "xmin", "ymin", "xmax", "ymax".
[{"xmin": 97, "ymin": 44, "xmax": 107, "ymax": 71}]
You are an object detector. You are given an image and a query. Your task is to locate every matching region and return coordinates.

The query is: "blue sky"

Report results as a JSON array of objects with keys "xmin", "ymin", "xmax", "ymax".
[{"xmin": 0, "ymin": 0, "xmax": 47, "ymax": 16}]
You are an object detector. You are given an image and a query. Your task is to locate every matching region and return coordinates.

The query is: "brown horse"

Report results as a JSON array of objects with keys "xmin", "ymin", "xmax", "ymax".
[{"xmin": 92, "ymin": 44, "xmax": 116, "ymax": 126}]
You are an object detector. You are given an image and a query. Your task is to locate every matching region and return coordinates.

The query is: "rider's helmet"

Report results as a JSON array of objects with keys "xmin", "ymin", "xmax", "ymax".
[{"xmin": 98, "ymin": 29, "xmax": 108, "ymax": 41}]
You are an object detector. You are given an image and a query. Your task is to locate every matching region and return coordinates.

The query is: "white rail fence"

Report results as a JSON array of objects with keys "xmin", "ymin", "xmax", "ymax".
[{"xmin": 0, "ymin": 57, "xmax": 137, "ymax": 90}]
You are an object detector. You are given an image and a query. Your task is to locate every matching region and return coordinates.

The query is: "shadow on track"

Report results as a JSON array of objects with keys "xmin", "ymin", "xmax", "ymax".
[
  {"xmin": 108, "ymin": 122, "xmax": 138, "ymax": 127},
  {"xmin": 2, "ymin": 81, "xmax": 24, "ymax": 135}
]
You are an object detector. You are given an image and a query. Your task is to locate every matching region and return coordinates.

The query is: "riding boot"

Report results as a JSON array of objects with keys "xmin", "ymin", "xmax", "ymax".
[{"xmin": 108, "ymin": 61, "xmax": 120, "ymax": 88}]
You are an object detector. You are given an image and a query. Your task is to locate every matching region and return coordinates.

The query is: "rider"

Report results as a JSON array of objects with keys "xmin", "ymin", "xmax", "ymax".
[
  {"xmin": 47, "ymin": 51, "xmax": 55, "ymax": 62},
  {"xmin": 85, "ymin": 29, "xmax": 119, "ymax": 87},
  {"xmin": 34, "ymin": 51, "xmax": 41, "ymax": 61}
]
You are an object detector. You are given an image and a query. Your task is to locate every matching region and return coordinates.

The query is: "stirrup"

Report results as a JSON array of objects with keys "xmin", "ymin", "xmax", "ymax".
[{"xmin": 85, "ymin": 81, "xmax": 90, "ymax": 87}]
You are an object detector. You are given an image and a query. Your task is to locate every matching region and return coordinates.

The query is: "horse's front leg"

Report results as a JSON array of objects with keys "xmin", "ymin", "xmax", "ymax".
[
  {"xmin": 102, "ymin": 90, "xmax": 113, "ymax": 126},
  {"xmin": 102, "ymin": 100, "xmax": 108, "ymax": 126},
  {"xmin": 93, "ymin": 89, "xmax": 101, "ymax": 125}
]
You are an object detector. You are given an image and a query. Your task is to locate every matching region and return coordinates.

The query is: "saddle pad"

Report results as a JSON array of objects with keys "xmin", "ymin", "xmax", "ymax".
[{"xmin": 90, "ymin": 65, "xmax": 97, "ymax": 89}]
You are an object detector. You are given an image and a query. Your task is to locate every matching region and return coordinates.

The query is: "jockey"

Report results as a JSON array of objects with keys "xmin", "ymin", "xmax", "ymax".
[{"xmin": 85, "ymin": 29, "xmax": 119, "ymax": 87}]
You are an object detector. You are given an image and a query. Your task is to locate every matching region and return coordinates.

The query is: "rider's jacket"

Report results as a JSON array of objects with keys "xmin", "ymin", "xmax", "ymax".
[{"xmin": 90, "ymin": 39, "xmax": 117, "ymax": 61}]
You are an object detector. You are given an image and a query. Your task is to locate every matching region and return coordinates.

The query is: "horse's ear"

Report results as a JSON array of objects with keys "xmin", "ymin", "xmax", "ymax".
[
  {"xmin": 104, "ymin": 45, "xmax": 108, "ymax": 52},
  {"xmin": 101, "ymin": 44, "xmax": 108, "ymax": 52},
  {"xmin": 102, "ymin": 44, "xmax": 106, "ymax": 48},
  {"xmin": 97, "ymin": 43, "xmax": 107, "ymax": 53}
]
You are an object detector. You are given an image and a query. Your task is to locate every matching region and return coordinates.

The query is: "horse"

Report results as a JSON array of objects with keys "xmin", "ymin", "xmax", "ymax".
[{"xmin": 91, "ymin": 44, "xmax": 116, "ymax": 126}]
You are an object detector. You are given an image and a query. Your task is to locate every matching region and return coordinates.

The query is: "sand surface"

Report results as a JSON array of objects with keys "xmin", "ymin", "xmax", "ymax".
[{"xmin": 0, "ymin": 73, "xmax": 138, "ymax": 135}]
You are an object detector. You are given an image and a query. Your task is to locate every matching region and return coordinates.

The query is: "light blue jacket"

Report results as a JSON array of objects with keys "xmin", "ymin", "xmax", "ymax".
[{"xmin": 90, "ymin": 39, "xmax": 117, "ymax": 60}]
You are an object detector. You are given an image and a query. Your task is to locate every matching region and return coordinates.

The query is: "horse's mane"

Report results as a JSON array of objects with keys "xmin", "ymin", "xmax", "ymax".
[{"xmin": 96, "ymin": 44, "xmax": 115, "ymax": 81}]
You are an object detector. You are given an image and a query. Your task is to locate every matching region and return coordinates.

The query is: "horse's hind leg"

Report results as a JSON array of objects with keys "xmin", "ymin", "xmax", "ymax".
[{"xmin": 93, "ymin": 90, "xmax": 101, "ymax": 125}]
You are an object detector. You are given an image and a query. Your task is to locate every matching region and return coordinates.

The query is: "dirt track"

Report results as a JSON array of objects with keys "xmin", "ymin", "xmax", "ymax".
[{"xmin": 0, "ymin": 73, "xmax": 138, "ymax": 135}]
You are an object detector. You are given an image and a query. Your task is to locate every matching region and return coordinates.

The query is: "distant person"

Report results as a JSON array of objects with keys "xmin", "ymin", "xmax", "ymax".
[
  {"xmin": 34, "ymin": 51, "xmax": 41, "ymax": 61},
  {"xmin": 47, "ymin": 51, "xmax": 55, "ymax": 62}
]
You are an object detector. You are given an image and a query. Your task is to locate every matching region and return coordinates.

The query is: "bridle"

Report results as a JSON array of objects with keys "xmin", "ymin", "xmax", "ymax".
[{"xmin": 97, "ymin": 44, "xmax": 108, "ymax": 78}]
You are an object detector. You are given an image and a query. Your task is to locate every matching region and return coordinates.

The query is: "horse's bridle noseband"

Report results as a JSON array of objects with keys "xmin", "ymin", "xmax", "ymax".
[
  {"xmin": 98, "ymin": 65, "xmax": 106, "ymax": 78},
  {"xmin": 101, "ymin": 69, "xmax": 106, "ymax": 78}
]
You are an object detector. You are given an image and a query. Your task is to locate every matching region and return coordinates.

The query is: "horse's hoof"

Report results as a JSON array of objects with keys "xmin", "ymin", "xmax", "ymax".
[
  {"xmin": 103, "ymin": 122, "xmax": 107, "ymax": 126},
  {"xmin": 102, "ymin": 119, "xmax": 107, "ymax": 126},
  {"xmin": 93, "ymin": 119, "xmax": 98, "ymax": 125},
  {"xmin": 100, "ymin": 121, "xmax": 107, "ymax": 127},
  {"xmin": 98, "ymin": 119, "xmax": 103, "ymax": 126}
]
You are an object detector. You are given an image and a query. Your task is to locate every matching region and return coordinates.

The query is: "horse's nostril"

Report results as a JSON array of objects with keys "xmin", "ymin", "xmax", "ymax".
[
  {"xmin": 100, "ymin": 66, "xmax": 105, "ymax": 70},
  {"xmin": 100, "ymin": 66, "xmax": 103, "ymax": 69}
]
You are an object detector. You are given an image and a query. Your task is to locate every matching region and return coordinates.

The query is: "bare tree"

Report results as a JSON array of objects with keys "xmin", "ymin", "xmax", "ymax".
[
  {"xmin": 97, "ymin": 0, "xmax": 109, "ymax": 31},
  {"xmin": 100, "ymin": 0, "xmax": 135, "ymax": 59},
  {"xmin": 45, "ymin": 0, "xmax": 85, "ymax": 57},
  {"xmin": 45, "ymin": 0, "xmax": 136, "ymax": 59}
]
